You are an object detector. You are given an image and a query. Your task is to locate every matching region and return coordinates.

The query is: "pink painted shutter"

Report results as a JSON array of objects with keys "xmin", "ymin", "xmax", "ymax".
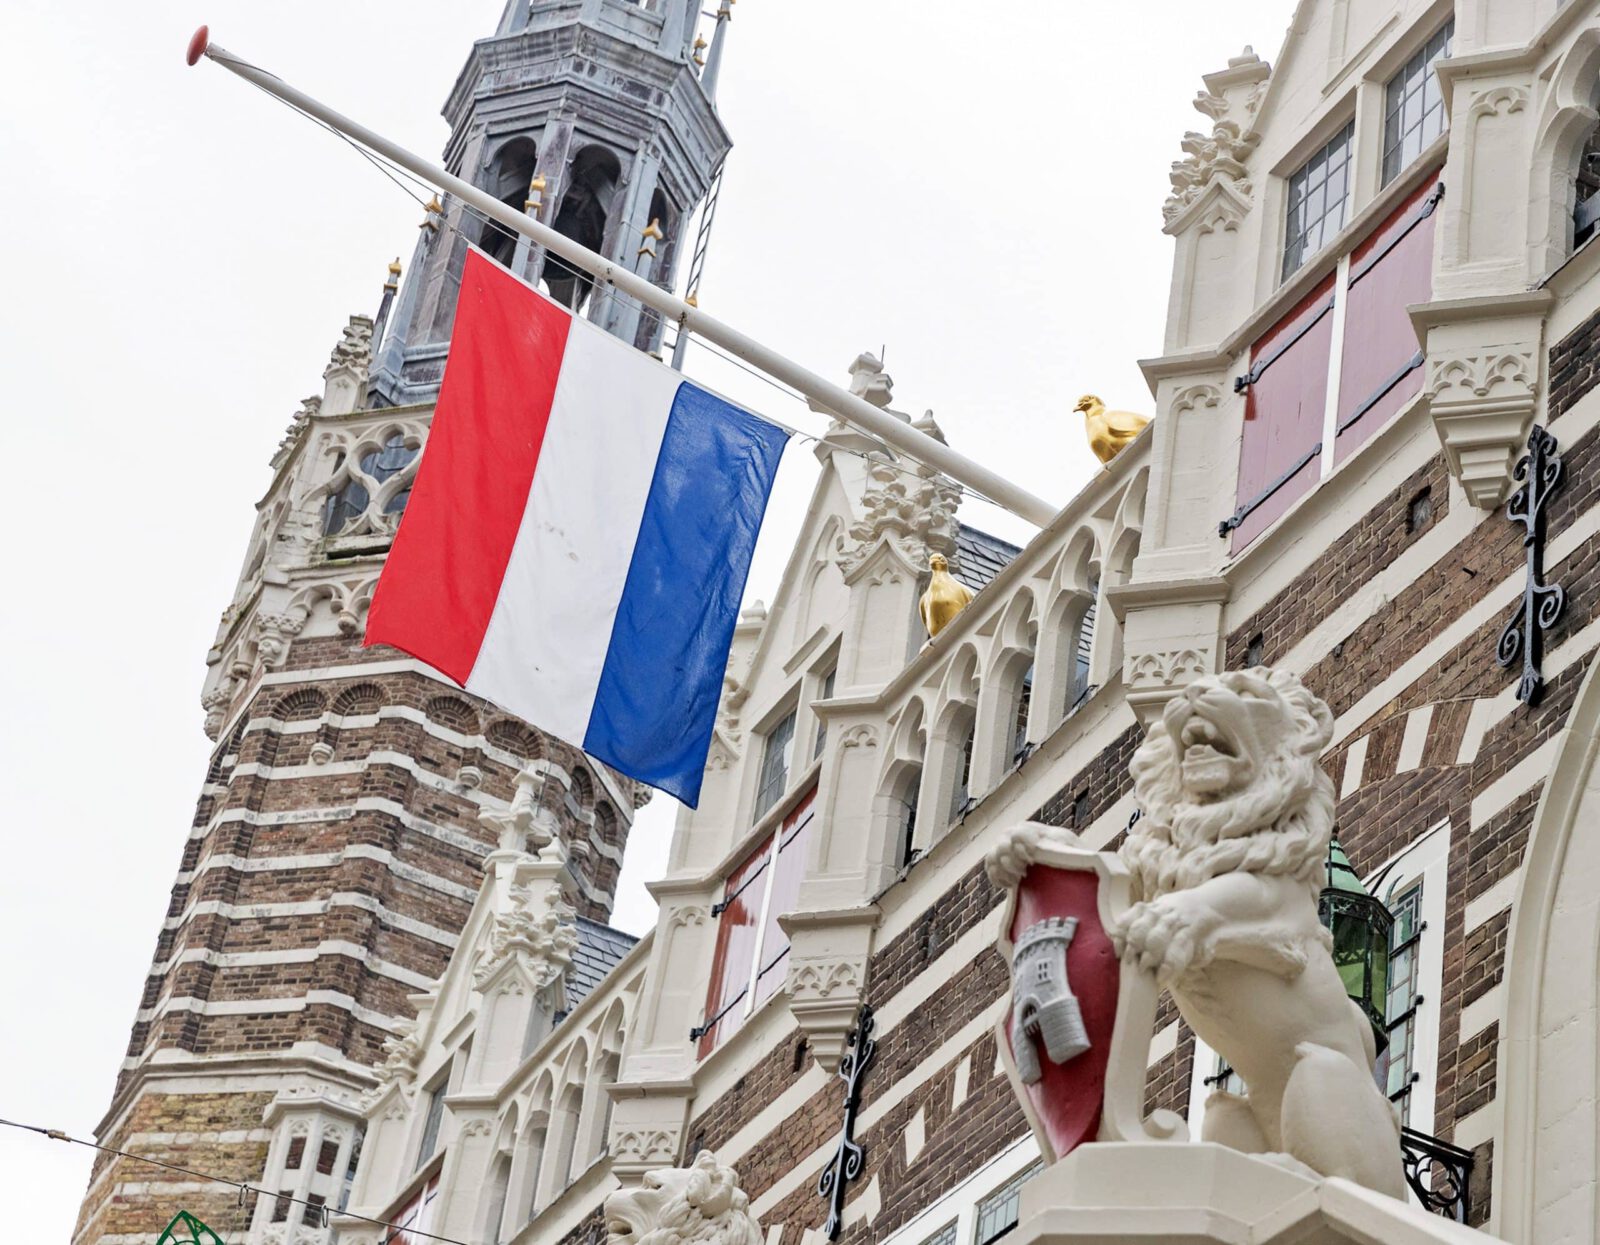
[
  {"xmin": 1334, "ymin": 175, "xmax": 1442, "ymax": 463},
  {"xmin": 1229, "ymin": 275, "xmax": 1338, "ymax": 551}
]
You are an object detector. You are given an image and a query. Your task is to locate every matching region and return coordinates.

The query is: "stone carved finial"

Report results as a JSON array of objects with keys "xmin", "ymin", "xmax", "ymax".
[
  {"xmin": 472, "ymin": 874, "xmax": 579, "ymax": 991},
  {"xmin": 839, "ymin": 452, "xmax": 962, "ymax": 579},
  {"xmin": 1164, "ymin": 48, "xmax": 1270, "ymax": 226},
  {"xmin": 272, "ymin": 395, "xmax": 321, "ymax": 470},
  {"xmin": 366, "ymin": 1020, "xmax": 423, "ymax": 1096},
  {"xmin": 478, "ymin": 765, "xmax": 562, "ymax": 855},
  {"xmin": 322, "ymin": 315, "xmax": 374, "ymax": 417},
  {"xmin": 602, "ymin": 1150, "xmax": 761, "ymax": 1245},
  {"xmin": 1009, "ymin": 917, "xmax": 1090, "ymax": 1084},
  {"xmin": 847, "ymin": 352, "xmax": 894, "ymax": 409}
]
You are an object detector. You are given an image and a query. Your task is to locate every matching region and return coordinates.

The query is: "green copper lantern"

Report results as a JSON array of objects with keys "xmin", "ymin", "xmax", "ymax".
[{"xmin": 1318, "ymin": 836, "xmax": 1394, "ymax": 1056}]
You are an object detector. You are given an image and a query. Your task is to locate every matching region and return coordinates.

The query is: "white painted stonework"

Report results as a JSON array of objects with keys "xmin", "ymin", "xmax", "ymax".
[
  {"xmin": 1007, "ymin": 1143, "xmax": 1500, "ymax": 1245},
  {"xmin": 295, "ymin": 3, "xmax": 1600, "ymax": 1245},
  {"xmin": 601, "ymin": 1151, "xmax": 762, "ymax": 1245}
]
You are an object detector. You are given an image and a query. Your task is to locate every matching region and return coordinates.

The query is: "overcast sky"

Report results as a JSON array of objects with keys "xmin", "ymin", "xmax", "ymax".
[{"xmin": 0, "ymin": 0, "xmax": 1296, "ymax": 1235}]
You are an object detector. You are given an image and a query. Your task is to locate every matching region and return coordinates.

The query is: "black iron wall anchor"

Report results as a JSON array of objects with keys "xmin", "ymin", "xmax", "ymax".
[
  {"xmin": 817, "ymin": 1003, "xmax": 876, "ymax": 1241},
  {"xmin": 1497, "ymin": 424, "xmax": 1566, "ymax": 705}
]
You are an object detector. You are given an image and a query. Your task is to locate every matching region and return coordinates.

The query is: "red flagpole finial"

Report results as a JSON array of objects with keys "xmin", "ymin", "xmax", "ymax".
[{"xmin": 186, "ymin": 26, "xmax": 210, "ymax": 67}]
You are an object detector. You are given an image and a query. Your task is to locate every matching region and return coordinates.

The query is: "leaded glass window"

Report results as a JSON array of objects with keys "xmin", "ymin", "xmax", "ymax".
[
  {"xmin": 1283, "ymin": 122, "xmax": 1355, "ymax": 280},
  {"xmin": 1382, "ymin": 21, "xmax": 1454, "ymax": 185},
  {"xmin": 1384, "ymin": 882, "xmax": 1424, "ymax": 1121},
  {"xmin": 1069, "ymin": 591, "xmax": 1096, "ymax": 712},
  {"xmin": 322, "ymin": 455, "xmax": 369, "ymax": 536},
  {"xmin": 754, "ymin": 710, "xmax": 796, "ymax": 819},
  {"xmin": 416, "ymin": 1080, "xmax": 447, "ymax": 1168},
  {"xmin": 363, "ymin": 433, "xmax": 415, "ymax": 485},
  {"xmin": 920, "ymin": 1223, "xmax": 958, "ymax": 1245},
  {"xmin": 973, "ymin": 1161, "xmax": 1042, "ymax": 1245}
]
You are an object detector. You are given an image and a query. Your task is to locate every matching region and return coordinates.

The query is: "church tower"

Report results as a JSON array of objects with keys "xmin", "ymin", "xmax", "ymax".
[
  {"xmin": 369, "ymin": 0, "xmax": 732, "ymax": 406},
  {"xmin": 73, "ymin": 6, "xmax": 734, "ymax": 1244}
]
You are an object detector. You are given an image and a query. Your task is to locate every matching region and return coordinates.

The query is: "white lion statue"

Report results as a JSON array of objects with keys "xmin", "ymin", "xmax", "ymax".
[
  {"xmin": 987, "ymin": 668, "xmax": 1404, "ymax": 1197},
  {"xmin": 603, "ymin": 1151, "xmax": 762, "ymax": 1245},
  {"xmin": 1118, "ymin": 668, "xmax": 1403, "ymax": 1196}
]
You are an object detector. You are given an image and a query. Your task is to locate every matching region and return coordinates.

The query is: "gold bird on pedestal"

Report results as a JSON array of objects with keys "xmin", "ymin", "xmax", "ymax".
[
  {"xmin": 919, "ymin": 553, "xmax": 974, "ymax": 639},
  {"xmin": 1077, "ymin": 394, "xmax": 1150, "ymax": 464}
]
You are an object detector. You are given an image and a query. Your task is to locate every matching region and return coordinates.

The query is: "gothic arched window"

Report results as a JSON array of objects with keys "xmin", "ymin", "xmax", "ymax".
[
  {"xmin": 480, "ymin": 137, "xmax": 540, "ymax": 269},
  {"xmin": 1576, "ymin": 120, "xmax": 1600, "ymax": 249},
  {"xmin": 322, "ymin": 434, "xmax": 418, "ymax": 535},
  {"xmin": 545, "ymin": 146, "xmax": 622, "ymax": 312},
  {"xmin": 321, "ymin": 453, "xmax": 367, "ymax": 536}
]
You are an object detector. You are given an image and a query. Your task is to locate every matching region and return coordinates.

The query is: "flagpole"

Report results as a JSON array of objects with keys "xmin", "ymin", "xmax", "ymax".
[{"xmin": 186, "ymin": 28, "xmax": 1059, "ymax": 529}]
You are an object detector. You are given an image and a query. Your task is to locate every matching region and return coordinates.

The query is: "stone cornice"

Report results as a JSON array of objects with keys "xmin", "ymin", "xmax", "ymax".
[
  {"xmin": 1104, "ymin": 576, "xmax": 1231, "ymax": 624},
  {"xmin": 1137, "ymin": 347, "xmax": 1235, "ymax": 396},
  {"xmin": 1408, "ymin": 289, "xmax": 1555, "ymax": 336}
]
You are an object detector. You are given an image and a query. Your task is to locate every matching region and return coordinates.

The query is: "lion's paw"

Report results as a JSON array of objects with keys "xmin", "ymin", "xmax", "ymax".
[
  {"xmin": 986, "ymin": 821, "xmax": 1074, "ymax": 891},
  {"xmin": 1113, "ymin": 898, "xmax": 1214, "ymax": 987}
]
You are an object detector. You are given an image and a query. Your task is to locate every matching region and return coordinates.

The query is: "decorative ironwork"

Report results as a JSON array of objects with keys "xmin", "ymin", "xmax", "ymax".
[
  {"xmin": 1497, "ymin": 424, "xmax": 1566, "ymax": 704},
  {"xmin": 157, "ymin": 1210, "xmax": 226, "ymax": 1245},
  {"xmin": 817, "ymin": 1002, "xmax": 876, "ymax": 1240},
  {"xmin": 1400, "ymin": 1126, "xmax": 1474, "ymax": 1222}
]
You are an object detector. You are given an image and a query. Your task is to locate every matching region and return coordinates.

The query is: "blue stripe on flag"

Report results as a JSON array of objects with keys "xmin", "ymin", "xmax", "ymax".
[{"xmin": 583, "ymin": 383, "xmax": 789, "ymax": 807}]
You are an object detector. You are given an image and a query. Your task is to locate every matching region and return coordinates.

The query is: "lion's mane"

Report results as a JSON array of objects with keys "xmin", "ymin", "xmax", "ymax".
[
  {"xmin": 615, "ymin": 1152, "xmax": 762, "ymax": 1245},
  {"xmin": 1120, "ymin": 669, "xmax": 1335, "ymax": 901}
]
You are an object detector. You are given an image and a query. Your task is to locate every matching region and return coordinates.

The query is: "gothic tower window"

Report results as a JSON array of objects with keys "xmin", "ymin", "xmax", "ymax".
[
  {"xmin": 322, "ymin": 433, "xmax": 419, "ymax": 536},
  {"xmin": 479, "ymin": 137, "xmax": 540, "ymax": 269},
  {"xmin": 322, "ymin": 453, "xmax": 367, "ymax": 536},
  {"xmin": 1575, "ymin": 119, "xmax": 1600, "ymax": 249},
  {"xmin": 544, "ymin": 146, "xmax": 622, "ymax": 311}
]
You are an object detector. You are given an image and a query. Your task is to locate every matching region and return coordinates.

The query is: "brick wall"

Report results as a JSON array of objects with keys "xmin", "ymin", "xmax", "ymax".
[
  {"xmin": 79, "ymin": 628, "xmax": 637, "ymax": 1244},
  {"xmin": 73, "ymin": 1090, "xmax": 273, "ymax": 1244}
]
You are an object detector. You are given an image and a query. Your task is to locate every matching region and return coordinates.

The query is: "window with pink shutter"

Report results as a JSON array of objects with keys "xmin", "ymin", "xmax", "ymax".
[
  {"xmin": 1226, "ymin": 170, "xmax": 1443, "ymax": 551},
  {"xmin": 1225, "ymin": 276, "xmax": 1337, "ymax": 550},
  {"xmin": 1334, "ymin": 179, "xmax": 1441, "ymax": 463},
  {"xmin": 696, "ymin": 787, "xmax": 817, "ymax": 1058}
]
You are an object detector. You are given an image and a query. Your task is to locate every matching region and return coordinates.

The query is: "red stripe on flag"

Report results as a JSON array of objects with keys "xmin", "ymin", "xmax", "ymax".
[{"xmin": 365, "ymin": 251, "xmax": 572, "ymax": 683}]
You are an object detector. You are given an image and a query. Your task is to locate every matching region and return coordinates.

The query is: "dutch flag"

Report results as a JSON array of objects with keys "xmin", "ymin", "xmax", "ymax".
[{"xmin": 366, "ymin": 249, "xmax": 789, "ymax": 807}]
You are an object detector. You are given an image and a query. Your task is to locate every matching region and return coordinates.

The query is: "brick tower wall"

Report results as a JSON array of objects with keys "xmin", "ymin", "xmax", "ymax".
[{"xmin": 75, "ymin": 629, "xmax": 634, "ymax": 1245}]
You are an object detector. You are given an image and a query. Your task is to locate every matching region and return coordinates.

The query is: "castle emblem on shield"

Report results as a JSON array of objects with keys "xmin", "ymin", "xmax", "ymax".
[{"xmin": 989, "ymin": 823, "xmax": 1187, "ymax": 1163}]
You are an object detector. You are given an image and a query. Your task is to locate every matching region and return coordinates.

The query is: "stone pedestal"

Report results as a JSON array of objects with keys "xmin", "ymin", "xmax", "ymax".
[{"xmin": 1009, "ymin": 1144, "xmax": 1502, "ymax": 1245}]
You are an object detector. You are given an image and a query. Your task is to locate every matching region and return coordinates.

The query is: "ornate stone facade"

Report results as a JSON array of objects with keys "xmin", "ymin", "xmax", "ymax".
[{"xmin": 79, "ymin": 3, "xmax": 1600, "ymax": 1245}]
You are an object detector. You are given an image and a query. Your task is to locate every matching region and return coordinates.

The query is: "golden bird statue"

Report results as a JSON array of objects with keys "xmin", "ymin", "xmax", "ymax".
[
  {"xmin": 1078, "ymin": 394, "xmax": 1151, "ymax": 465},
  {"xmin": 919, "ymin": 553, "xmax": 974, "ymax": 639}
]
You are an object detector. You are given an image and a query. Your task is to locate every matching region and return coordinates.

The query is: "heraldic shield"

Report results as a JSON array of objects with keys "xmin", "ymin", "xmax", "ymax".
[{"xmin": 992, "ymin": 824, "xmax": 1187, "ymax": 1164}]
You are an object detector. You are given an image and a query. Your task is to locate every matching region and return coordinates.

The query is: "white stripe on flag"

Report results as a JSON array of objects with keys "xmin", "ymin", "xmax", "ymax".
[{"xmin": 465, "ymin": 317, "xmax": 682, "ymax": 742}]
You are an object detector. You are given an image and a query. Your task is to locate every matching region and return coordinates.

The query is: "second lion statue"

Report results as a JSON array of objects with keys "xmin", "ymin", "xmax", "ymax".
[{"xmin": 992, "ymin": 667, "xmax": 1405, "ymax": 1196}]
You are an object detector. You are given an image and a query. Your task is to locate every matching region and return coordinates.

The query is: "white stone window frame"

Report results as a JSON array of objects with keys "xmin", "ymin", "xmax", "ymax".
[
  {"xmin": 1185, "ymin": 821, "xmax": 1450, "ymax": 1141},
  {"xmin": 877, "ymin": 1132, "xmax": 1040, "ymax": 1245}
]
